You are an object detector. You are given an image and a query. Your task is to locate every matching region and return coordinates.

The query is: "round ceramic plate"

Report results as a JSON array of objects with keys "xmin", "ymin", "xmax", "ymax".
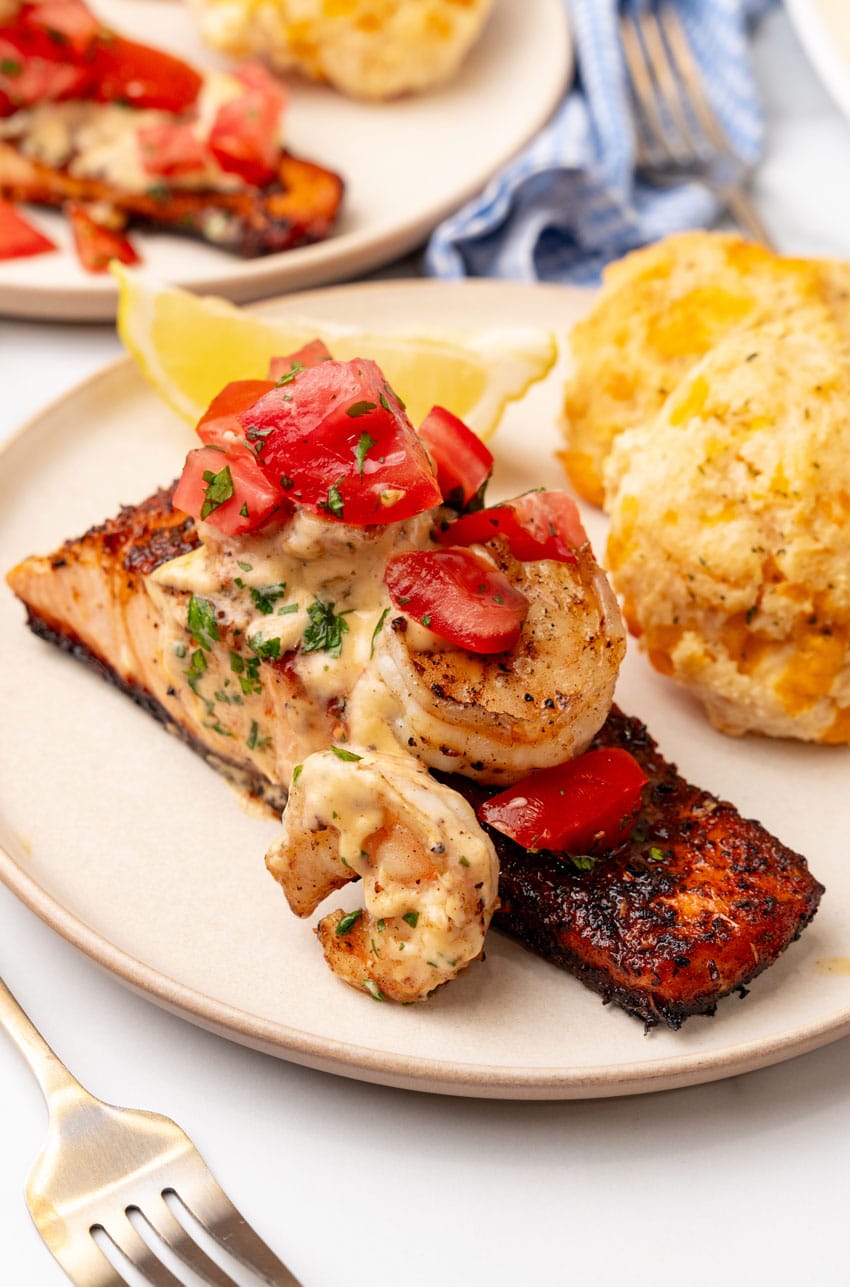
[
  {"xmin": 0, "ymin": 0, "xmax": 571, "ymax": 321},
  {"xmin": 786, "ymin": 0, "xmax": 850, "ymax": 122},
  {"xmin": 1, "ymin": 279, "xmax": 849, "ymax": 1099}
]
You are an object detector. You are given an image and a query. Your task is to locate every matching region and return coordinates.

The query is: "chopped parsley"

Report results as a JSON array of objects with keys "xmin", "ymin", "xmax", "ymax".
[
  {"xmin": 363, "ymin": 979, "xmax": 386, "ymax": 1001},
  {"xmin": 648, "ymin": 846, "xmax": 666, "ymax": 863},
  {"xmin": 331, "ymin": 746, "xmax": 362, "ymax": 762},
  {"xmin": 237, "ymin": 560, "xmax": 253, "ymax": 572},
  {"xmin": 346, "ymin": 400, "xmax": 377, "ymax": 418},
  {"xmin": 302, "ymin": 598, "xmax": 350, "ymax": 658},
  {"xmin": 336, "ymin": 909, "xmax": 363, "ymax": 936},
  {"xmin": 320, "ymin": 479, "xmax": 344, "ymax": 519},
  {"xmin": 187, "ymin": 596, "xmax": 219, "ymax": 650},
  {"xmin": 354, "ymin": 430, "xmax": 376, "ymax": 479},
  {"xmin": 246, "ymin": 720, "xmax": 271, "ymax": 751},
  {"xmin": 275, "ymin": 360, "xmax": 303, "ymax": 386},
  {"xmin": 568, "ymin": 853, "xmax": 596, "ymax": 872},
  {"xmin": 249, "ymin": 582, "xmax": 288, "ymax": 615},
  {"xmin": 370, "ymin": 606, "xmax": 390, "ymax": 657},
  {"xmin": 402, "ymin": 911, "xmax": 419, "ymax": 929},
  {"xmin": 292, "ymin": 764, "xmax": 303, "ymax": 785},
  {"xmin": 0, "ymin": 58, "xmax": 22, "ymax": 76},
  {"xmin": 249, "ymin": 634, "xmax": 281, "ymax": 662},
  {"xmin": 200, "ymin": 464, "xmax": 234, "ymax": 519}
]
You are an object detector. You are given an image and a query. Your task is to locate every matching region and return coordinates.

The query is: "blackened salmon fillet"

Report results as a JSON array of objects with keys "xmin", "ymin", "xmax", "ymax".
[
  {"xmin": 0, "ymin": 140, "xmax": 344, "ymax": 257},
  {"xmin": 6, "ymin": 491, "xmax": 824, "ymax": 1027},
  {"xmin": 454, "ymin": 709, "xmax": 824, "ymax": 1028}
]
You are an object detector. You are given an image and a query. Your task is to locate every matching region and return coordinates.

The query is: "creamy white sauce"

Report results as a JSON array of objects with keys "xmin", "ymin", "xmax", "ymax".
[{"xmin": 0, "ymin": 72, "xmax": 274, "ymax": 193}]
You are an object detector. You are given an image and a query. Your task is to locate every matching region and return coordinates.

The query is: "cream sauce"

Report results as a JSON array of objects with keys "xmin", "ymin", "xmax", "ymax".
[{"xmin": 0, "ymin": 73, "xmax": 262, "ymax": 194}]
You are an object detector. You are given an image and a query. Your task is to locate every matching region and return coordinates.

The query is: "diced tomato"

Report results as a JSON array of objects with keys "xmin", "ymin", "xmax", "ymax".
[
  {"xmin": 384, "ymin": 547, "xmax": 528, "ymax": 654},
  {"xmin": 138, "ymin": 121, "xmax": 210, "ymax": 178},
  {"xmin": 245, "ymin": 358, "xmax": 442, "ymax": 526},
  {"xmin": 0, "ymin": 35, "xmax": 92, "ymax": 112},
  {"xmin": 89, "ymin": 36, "xmax": 202, "ymax": 112},
  {"xmin": 195, "ymin": 379, "xmax": 276, "ymax": 449},
  {"xmin": 174, "ymin": 445, "xmax": 284, "ymax": 537},
  {"xmin": 439, "ymin": 490, "xmax": 587, "ymax": 564},
  {"xmin": 15, "ymin": 0, "xmax": 102, "ymax": 58},
  {"xmin": 66, "ymin": 204, "xmax": 139, "ymax": 273},
  {"xmin": 267, "ymin": 339, "xmax": 332, "ymax": 380},
  {"xmin": 417, "ymin": 405, "xmax": 493, "ymax": 508},
  {"xmin": 478, "ymin": 748, "xmax": 648, "ymax": 855},
  {"xmin": 208, "ymin": 63, "xmax": 286, "ymax": 187},
  {"xmin": 0, "ymin": 199, "xmax": 56, "ymax": 260}
]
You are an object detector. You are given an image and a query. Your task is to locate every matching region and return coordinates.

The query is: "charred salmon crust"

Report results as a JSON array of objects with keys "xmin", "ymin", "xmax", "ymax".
[
  {"xmin": 449, "ymin": 707, "xmax": 824, "ymax": 1028},
  {"xmin": 0, "ymin": 143, "xmax": 344, "ymax": 258},
  {"xmin": 7, "ymin": 494, "xmax": 824, "ymax": 1025}
]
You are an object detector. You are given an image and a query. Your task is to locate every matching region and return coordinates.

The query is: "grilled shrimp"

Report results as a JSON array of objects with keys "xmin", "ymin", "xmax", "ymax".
[
  {"xmin": 265, "ymin": 748, "xmax": 499, "ymax": 1003},
  {"xmin": 354, "ymin": 543, "xmax": 625, "ymax": 785}
]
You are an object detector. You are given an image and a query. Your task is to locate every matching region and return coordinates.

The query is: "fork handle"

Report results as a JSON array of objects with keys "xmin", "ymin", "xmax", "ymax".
[{"xmin": 0, "ymin": 977, "xmax": 85, "ymax": 1110}]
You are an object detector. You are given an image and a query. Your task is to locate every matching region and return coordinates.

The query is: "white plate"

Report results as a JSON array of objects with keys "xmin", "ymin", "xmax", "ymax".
[
  {"xmin": 0, "ymin": 0, "xmax": 571, "ymax": 321},
  {"xmin": 786, "ymin": 0, "xmax": 850, "ymax": 122},
  {"xmin": 1, "ymin": 279, "xmax": 848, "ymax": 1100}
]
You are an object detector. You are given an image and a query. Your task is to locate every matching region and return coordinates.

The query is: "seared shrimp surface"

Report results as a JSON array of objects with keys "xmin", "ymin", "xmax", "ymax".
[
  {"xmin": 266, "ymin": 748, "xmax": 499, "ymax": 1002},
  {"xmin": 353, "ymin": 542, "xmax": 625, "ymax": 785}
]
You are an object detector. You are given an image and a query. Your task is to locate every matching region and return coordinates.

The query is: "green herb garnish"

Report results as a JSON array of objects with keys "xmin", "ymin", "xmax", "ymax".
[
  {"xmin": 402, "ymin": 912, "xmax": 419, "ymax": 928},
  {"xmin": 187, "ymin": 596, "xmax": 219, "ymax": 650},
  {"xmin": 200, "ymin": 465, "xmax": 234, "ymax": 520},
  {"xmin": 354, "ymin": 431, "xmax": 376, "ymax": 479},
  {"xmin": 346, "ymin": 400, "xmax": 377, "ymax": 418},
  {"xmin": 302, "ymin": 599, "xmax": 350, "ymax": 658},
  {"xmin": 331, "ymin": 746, "xmax": 362, "ymax": 762},
  {"xmin": 249, "ymin": 582, "xmax": 288, "ymax": 615},
  {"xmin": 336, "ymin": 909, "xmax": 363, "ymax": 936}
]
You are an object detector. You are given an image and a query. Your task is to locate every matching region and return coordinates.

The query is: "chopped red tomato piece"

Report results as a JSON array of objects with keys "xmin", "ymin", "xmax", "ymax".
[
  {"xmin": 0, "ymin": 36, "xmax": 91, "ymax": 112},
  {"xmin": 66, "ymin": 204, "xmax": 139, "ymax": 273},
  {"xmin": 267, "ymin": 339, "xmax": 332, "ymax": 380},
  {"xmin": 89, "ymin": 36, "xmax": 202, "ymax": 112},
  {"xmin": 138, "ymin": 121, "xmax": 210, "ymax": 178},
  {"xmin": 417, "ymin": 405, "xmax": 493, "ymax": 508},
  {"xmin": 439, "ymin": 490, "xmax": 587, "ymax": 564},
  {"xmin": 209, "ymin": 63, "xmax": 286, "ymax": 187},
  {"xmin": 15, "ymin": 0, "xmax": 101, "ymax": 58},
  {"xmin": 196, "ymin": 379, "xmax": 277, "ymax": 449},
  {"xmin": 174, "ymin": 445, "xmax": 284, "ymax": 537},
  {"xmin": 478, "ymin": 748, "xmax": 648, "ymax": 855},
  {"xmin": 385, "ymin": 547, "xmax": 528, "ymax": 654},
  {"xmin": 0, "ymin": 200, "xmax": 56, "ymax": 260},
  {"xmin": 244, "ymin": 358, "xmax": 442, "ymax": 526}
]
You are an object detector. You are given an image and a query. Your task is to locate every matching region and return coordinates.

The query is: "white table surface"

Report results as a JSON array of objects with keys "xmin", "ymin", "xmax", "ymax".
[{"xmin": 2, "ymin": 9, "xmax": 850, "ymax": 1285}]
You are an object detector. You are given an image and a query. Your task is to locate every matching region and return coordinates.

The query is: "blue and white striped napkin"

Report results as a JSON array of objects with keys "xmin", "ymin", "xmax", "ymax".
[{"xmin": 425, "ymin": 0, "xmax": 774, "ymax": 285}]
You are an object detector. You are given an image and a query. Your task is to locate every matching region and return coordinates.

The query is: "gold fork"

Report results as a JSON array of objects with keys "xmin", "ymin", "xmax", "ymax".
[
  {"xmin": 0, "ymin": 976, "xmax": 301, "ymax": 1285},
  {"xmin": 620, "ymin": 4, "xmax": 774, "ymax": 247}
]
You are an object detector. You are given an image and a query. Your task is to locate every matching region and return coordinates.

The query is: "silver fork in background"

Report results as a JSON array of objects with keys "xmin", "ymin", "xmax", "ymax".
[
  {"xmin": 0, "ymin": 976, "xmax": 301, "ymax": 1286},
  {"xmin": 620, "ymin": 4, "xmax": 775, "ymax": 248}
]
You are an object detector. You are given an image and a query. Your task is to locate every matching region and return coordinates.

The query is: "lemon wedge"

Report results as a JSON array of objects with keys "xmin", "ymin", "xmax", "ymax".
[{"xmin": 114, "ymin": 267, "xmax": 557, "ymax": 438}]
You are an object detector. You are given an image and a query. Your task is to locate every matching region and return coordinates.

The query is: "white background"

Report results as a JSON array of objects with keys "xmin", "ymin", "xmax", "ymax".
[{"xmin": 2, "ymin": 9, "xmax": 850, "ymax": 1285}]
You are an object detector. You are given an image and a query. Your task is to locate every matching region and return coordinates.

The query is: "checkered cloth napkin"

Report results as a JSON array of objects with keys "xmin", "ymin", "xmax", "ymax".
[{"xmin": 425, "ymin": 0, "xmax": 773, "ymax": 285}]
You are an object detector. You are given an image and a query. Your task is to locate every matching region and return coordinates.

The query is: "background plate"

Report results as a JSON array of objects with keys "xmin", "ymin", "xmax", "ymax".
[
  {"xmin": 0, "ymin": 0, "xmax": 571, "ymax": 321},
  {"xmin": 786, "ymin": 0, "xmax": 850, "ymax": 123},
  {"xmin": 1, "ymin": 279, "xmax": 849, "ymax": 1099}
]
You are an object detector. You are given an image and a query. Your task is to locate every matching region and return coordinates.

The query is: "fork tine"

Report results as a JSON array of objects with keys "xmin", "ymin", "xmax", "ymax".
[
  {"xmin": 620, "ymin": 12, "xmax": 673, "ymax": 165},
  {"xmin": 174, "ymin": 1168, "xmax": 303, "ymax": 1286},
  {"xmin": 140, "ymin": 1195, "xmax": 238, "ymax": 1287},
  {"xmin": 658, "ymin": 5, "xmax": 738, "ymax": 162},
  {"xmin": 36, "ymin": 1224, "xmax": 126, "ymax": 1287},
  {"xmin": 97, "ymin": 1213, "xmax": 187, "ymax": 1287},
  {"xmin": 637, "ymin": 9, "xmax": 706, "ymax": 162},
  {"xmin": 657, "ymin": 4, "xmax": 775, "ymax": 245}
]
